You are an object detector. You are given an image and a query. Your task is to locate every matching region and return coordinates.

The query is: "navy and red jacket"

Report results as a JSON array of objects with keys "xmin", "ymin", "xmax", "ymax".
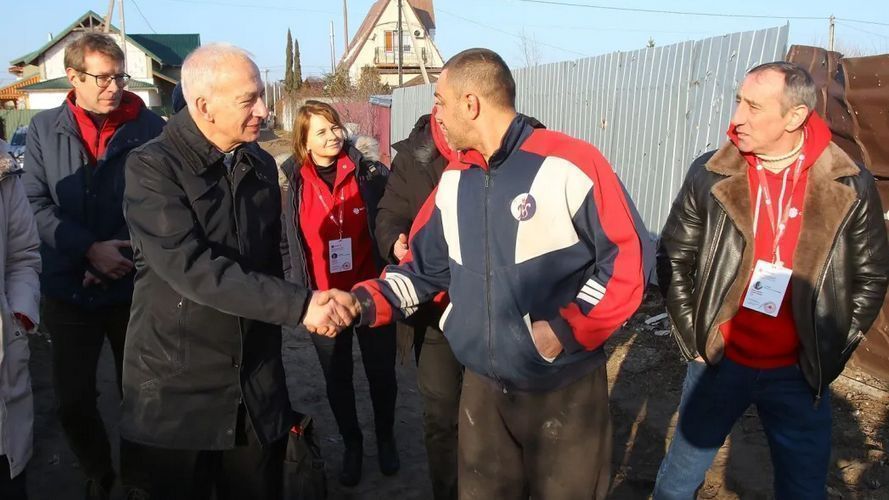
[{"xmin": 354, "ymin": 115, "xmax": 654, "ymax": 391}]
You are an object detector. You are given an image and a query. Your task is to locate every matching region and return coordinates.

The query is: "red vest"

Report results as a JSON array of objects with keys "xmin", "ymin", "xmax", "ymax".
[{"xmin": 298, "ymin": 152, "xmax": 378, "ymax": 291}]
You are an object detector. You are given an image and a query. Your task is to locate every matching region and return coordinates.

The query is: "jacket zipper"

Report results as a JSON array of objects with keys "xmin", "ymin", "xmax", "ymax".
[
  {"xmin": 225, "ymin": 161, "xmax": 247, "ymax": 418},
  {"xmin": 695, "ymin": 208, "xmax": 742, "ymax": 360},
  {"xmin": 810, "ymin": 198, "xmax": 860, "ymax": 407},
  {"xmin": 483, "ymin": 170, "xmax": 504, "ymax": 392}
]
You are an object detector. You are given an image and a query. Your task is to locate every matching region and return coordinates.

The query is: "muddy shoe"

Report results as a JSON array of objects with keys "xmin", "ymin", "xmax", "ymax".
[
  {"xmin": 339, "ymin": 444, "xmax": 363, "ymax": 487},
  {"xmin": 378, "ymin": 437, "xmax": 400, "ymax": 476}
]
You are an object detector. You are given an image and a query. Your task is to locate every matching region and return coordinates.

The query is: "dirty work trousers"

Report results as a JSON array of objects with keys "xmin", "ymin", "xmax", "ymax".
[
  {"xmin": 43, "ymin": 297, "xmax": 129, "ymax": 484},
  {"xmin": 414, "ymin": 326, "xmax": 462, "ymax": 500},
  {"xmin": 458, "ymin": 364, "xmax": 612, "ymax": 499},
  {"xmin": 652, "ymin": 358, "xmax": 832, "ymax": 500}
]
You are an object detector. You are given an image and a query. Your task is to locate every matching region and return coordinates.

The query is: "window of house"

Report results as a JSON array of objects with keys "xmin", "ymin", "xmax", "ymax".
[{"xmin": 384, "ymin": 31, "xmax": 412, "ymax": 53}]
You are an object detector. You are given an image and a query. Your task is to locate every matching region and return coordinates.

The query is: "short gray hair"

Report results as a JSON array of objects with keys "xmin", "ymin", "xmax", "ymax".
[
  {"xmin": 747, "ymin": 61, "xmax": 818, "ymax": 114},
  {"xmin": 181, "ymin": 43, "xmax": 256, "ymax": 104}
]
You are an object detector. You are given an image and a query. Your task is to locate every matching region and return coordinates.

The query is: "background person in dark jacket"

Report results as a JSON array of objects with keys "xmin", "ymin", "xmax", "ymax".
[
  {"xmin": 280, "ymin": 100, "xmax": 397, "ymax": 487},
  {"xmin": 374, "ymin": 111, "xmax": 461, "ymax": 499},
  {"xmin": 119, "ymin": 45, "xmax": 352, "ymax": 499},
  {"xmin": 22, "ymin": 32, "xmax": 164, "ymax": 499},
  {"xmin": 653, "ymin": 63, "xmax": 889, "ymax": 499}
]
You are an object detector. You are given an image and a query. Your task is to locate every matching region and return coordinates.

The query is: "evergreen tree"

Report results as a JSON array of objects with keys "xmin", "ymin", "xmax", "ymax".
[
  {"xmin": 293, "ymin": 38, "xmax": 303, "ymax": 90},
  {"xmin": 285, "ymin": 29, "xmax": 294, "ymax": 92}
]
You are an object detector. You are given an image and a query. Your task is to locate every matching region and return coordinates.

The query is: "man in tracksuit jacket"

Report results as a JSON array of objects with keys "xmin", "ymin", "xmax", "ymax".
[{"xmin": 351, "ymin": 48, "xmax": 654, "ymax": 499}]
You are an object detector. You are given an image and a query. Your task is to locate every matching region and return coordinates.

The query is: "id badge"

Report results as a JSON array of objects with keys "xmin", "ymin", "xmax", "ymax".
[
  {"xmin": 329, "ymin": 238, "xmax": 353, "ymax": 274},
  {"xmin": 742, "ymin": 260, "xmax": 792, "ymax": 317}
]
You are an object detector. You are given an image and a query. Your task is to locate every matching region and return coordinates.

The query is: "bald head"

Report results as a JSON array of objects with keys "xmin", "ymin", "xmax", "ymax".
[
  {"xmin": 442, "ymin": 48, "xmax": 516, "ymax": 110},
  {"xmin": 181, "ymin": 43, "xmax": 258, "ymax": 105}
]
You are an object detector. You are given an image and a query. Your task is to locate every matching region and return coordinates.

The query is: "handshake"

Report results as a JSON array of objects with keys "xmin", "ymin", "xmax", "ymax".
[{"xmin": 302, "ymin": 289, "xmax": 361, "ymax": 336}]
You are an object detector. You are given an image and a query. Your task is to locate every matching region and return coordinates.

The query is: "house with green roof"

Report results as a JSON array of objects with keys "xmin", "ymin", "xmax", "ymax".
[{"xmin": 4, "ymin": 10, "xmax": 199, "ymax": 111}]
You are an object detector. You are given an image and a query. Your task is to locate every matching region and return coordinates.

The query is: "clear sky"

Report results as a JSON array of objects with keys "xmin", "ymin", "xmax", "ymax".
[{"xmin": 3, "ymin": 0, "xmax": 888, "ymax": 86}]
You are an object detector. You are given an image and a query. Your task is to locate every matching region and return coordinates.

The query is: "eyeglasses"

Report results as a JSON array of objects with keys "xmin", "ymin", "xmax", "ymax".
[{"xmin": 78, "ymin": 71, "xmax": 130, "ymax": 89}]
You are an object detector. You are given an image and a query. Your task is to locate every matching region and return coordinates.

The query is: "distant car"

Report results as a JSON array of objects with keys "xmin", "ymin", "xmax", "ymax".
[{"xmin": 9, "ymin": 125, "xmax": 26, "ymax": 168}]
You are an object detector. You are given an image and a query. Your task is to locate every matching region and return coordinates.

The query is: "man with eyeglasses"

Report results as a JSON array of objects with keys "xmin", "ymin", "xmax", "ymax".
[{"xmin": 22, "ymin": 32, "xmax": 164, "ymax": 500}]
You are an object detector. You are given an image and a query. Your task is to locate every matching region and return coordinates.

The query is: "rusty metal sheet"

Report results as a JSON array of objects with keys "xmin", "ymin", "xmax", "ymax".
[
  {"xmin": 843, "ymin": 54, "xmax": 889, "ymax": 178},
  {"xmin": 848, "ymin": 180, "xmax": 889, "ymax": 381},
  {"xmin": 786, "ymin": 45, "xmax": 863, "ymax": 164}
]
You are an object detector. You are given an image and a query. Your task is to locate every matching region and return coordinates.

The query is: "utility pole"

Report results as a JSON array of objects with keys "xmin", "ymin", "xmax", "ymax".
[
  {"xmin": 397, "ymin": 0, "xmax": 403, "ymax": 86},
  {"xmin": 329, "ymin": 20, "xmax": 336, "ymax": 73},
  {"xmin": 343, "ymin": 0, "xmax": 349, "ymax": 58},
  {"xmin": 103, "ymin": 0, "xmax": 114, "ymax": 32},
  {"xmin": 264, "ymin": 69, "xmax": 271, "ymax": 109},
  {"xmin": 828, "ymin": 15, "xmax": 836, "ymax": 52},
  {"xmin": 118, "ymin": 0, "xmax": 128, "ymax": 77}
]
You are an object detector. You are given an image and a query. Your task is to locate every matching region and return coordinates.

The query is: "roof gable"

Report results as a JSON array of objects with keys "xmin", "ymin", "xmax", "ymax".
[
  {"xmin": 11, "ymin": 10, "xmax": 105, "ymax": 66},
  {"xmin": 341, "ymin": 0, "xmax": 437, "ymax": 72},
  {"xmin": 409, "ymin": 0, "xmax": 435, "ymax": 31},
  {"xmin": 10, "ymin": 11, "xmax": 200, "ymax": 68}
]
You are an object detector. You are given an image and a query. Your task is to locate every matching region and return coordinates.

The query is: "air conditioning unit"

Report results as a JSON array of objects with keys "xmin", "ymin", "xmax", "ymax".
[{"xmin": 413, "ymin": 29, "xmax": 425, "ymax": 38}]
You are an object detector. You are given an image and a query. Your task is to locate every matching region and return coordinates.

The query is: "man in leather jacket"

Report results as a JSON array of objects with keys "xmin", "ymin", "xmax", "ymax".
[{"xmin": 654, "ymin": 62, "xmax": 889, "ymax": 499}]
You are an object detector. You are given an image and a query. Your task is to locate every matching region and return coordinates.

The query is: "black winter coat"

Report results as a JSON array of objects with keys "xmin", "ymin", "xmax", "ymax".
[
  {"xmin": 657, "ymin": 142, "xmax": 889, "ymax": 399},
  {"xmin": 374, "ymin": 115, "xmax": 447, "ymax": 264},
  {"xmin": 120, "ymin": 110, "xmax": 311, "ymax": 449}
]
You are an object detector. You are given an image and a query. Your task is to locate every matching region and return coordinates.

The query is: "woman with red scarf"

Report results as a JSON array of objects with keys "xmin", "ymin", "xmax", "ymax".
[{"xmin": 279, "ymin": 101, "xmax": 397, "ymax": 487}]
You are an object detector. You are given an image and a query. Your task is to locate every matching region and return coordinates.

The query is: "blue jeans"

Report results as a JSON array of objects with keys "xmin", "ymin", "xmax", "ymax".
[{"xmin": 652, "ymin": 358, "xmax": 831, "ymax": 500}]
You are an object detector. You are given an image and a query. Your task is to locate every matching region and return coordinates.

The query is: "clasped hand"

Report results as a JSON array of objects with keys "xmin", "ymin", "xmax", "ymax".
[{"xmin": 302, "ymin": 289, "xmax": 361, "ymax": 337}]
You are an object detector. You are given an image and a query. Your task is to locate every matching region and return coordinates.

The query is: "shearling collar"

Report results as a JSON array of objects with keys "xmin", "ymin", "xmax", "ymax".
[{"xmin": 699, "ymin": 140, "xmax": 862, "ymax": 363}]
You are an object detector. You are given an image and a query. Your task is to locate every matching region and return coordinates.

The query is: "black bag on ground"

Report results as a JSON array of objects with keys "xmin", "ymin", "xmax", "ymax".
[{"xmin": 282, "ymin": 413, "xmax": 327, "ymax": 500}]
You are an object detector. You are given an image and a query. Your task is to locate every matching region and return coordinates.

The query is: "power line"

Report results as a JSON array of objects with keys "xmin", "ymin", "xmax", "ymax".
[
  {"xmin": 523, "ymin": 23, "xmax": 713, "ymax": 36},
  {"xmin": 516, "ymin": 0, "xmax": 826, "ymax": 21},
  {"xmin": 438, "ymin": 8, "xmax": 590, "ymax": 58},
  {"xmin": 129, "ymin": 0, "xmax": 157, "ymax": 34},
  {"xmin": 836, "ymin": 21, "xmax": 889, "ymax": 40},
  {"xmin": 160, "ymin": 0, "xmax": 333, "ymax": 13},
  {"xmin": 836, "ymin": 17, "xmax": 889, "ymax": 28}
]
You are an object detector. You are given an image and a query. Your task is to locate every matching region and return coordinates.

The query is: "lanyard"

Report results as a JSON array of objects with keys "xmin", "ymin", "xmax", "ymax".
[
  {"xmin": 754, "ymin": 150, "xmax": 805, "ymax": 267},
  {"xmin": 311, "ymin": 179, "xmax": 345, "ymax": 239}
]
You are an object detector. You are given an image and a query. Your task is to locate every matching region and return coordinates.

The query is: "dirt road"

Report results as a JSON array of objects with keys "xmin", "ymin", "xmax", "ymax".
[{"xmin": 25, "ymin": 290, "xmax": 888, "ymax": 499}]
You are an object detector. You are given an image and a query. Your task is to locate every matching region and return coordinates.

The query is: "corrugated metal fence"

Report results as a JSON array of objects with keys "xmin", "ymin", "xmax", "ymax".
[{"xmin": 391, "ymin": 25, "xmax": 789, "ymax": 233}]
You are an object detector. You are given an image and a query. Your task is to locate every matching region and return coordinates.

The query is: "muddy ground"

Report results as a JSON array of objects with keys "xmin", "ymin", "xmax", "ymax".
[{"xmin": 24, "ymin": 287, "xmax": 888, "ymax": 499}]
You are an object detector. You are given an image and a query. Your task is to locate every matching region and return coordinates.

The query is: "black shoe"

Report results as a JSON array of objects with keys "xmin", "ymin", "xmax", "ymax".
[
  {"xmin": 377, "ymin": 437, "xmax": 400, "ymax": 476},
  {"xmin": 339, "ymin": 444, "xmax": 363, "ymax": 487}
]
